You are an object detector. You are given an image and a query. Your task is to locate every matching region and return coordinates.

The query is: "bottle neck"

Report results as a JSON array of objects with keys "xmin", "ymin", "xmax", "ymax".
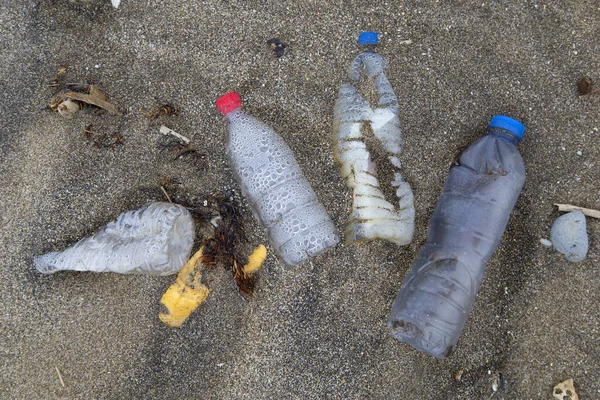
[
  {"xmin": 487, "ymin": 127, "xmax": 522, "ymax": 146},
  {"xmin": 224, "ymin": 107, "xmax": 243, "ymax": 120}
]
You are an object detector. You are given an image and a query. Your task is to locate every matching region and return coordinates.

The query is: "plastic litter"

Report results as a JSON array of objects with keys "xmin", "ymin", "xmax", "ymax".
[
  {"xmin": 551, "ymin": 211, "xmax": 588, "ymax": 262},
  {"xmin": 34, "ymin": 202, "xmax": 194, "ymax": 275},
  {"xmin": 216, "ymin": 92, "xmax": 339, "ymax": 266},
  {"xmin": 333, "ymin": 31, "xmax": 415, "ymax": 245},
  {"xmin": 388, "ymin": 116, "xmax": 526, "ymax": 358},
  {"xmin": 159, "ymin": 247, "xmax": 210, "ymax": 327}
]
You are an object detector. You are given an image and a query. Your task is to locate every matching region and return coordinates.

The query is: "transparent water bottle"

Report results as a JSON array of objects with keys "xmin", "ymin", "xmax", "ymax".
[
  {"xmin": 216, "ymin": 92, "xmax": 340, "ymax": 266},
  {"xmin": 388, "ymin": 116, "xmax": 526, "ymax": 358}
]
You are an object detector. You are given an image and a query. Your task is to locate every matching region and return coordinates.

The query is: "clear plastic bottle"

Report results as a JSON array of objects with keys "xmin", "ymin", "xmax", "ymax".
[
  {"xmin": 333, "ymin": 31, "xmax": 415, "ymax": 246},
  {"xmin": 216, "ymin": 92, "xmax": 340, "ymax": 266},
  {"xmin": 34, "ymin": 202, "xmax": 195, "ymax": 276},
  {"xmin": 388, "ymin": 116, "xmax": 526, "ymax": 358}
]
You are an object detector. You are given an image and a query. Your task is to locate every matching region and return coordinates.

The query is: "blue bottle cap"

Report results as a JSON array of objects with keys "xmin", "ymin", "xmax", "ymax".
[
  {"xmin": 358, "ymin": 31, "xmax": 378, "ymax": 45},
  {"xmin": 489, "ymin": 115, "xmax": 525, "ymax": 139}
]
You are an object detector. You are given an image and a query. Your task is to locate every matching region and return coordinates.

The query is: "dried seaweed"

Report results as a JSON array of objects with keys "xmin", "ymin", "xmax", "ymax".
[
  {"xmin": 145, "ymin": 104, "xmax": 180, "ymax": 120},
  {"xmin": 578, "ymin": 76, "xmax": 600, "ymax": 97}
]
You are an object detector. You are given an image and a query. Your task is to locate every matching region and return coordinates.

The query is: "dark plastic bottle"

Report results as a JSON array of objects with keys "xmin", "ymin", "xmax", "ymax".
[{"xmin": 388, "ymin": 116, "xmax": 526, "ymax": 359}]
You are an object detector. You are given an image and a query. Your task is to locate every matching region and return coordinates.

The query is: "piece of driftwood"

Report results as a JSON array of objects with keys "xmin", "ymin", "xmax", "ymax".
[{"xmin": 555, "ymin": 204, "xmax": 600, "ymax": 219}]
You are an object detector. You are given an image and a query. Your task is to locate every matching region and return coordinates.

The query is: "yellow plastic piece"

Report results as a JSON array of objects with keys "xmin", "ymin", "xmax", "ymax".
[
  {"xmin": 242, "ymin": 244, "xmax": 267, "ymax": 277},
  {"xmin": 159, "ymin": 247, "xmax": 209, "ymax": 327}
]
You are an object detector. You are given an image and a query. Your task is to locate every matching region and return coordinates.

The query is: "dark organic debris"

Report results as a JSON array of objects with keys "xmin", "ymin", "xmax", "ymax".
[
  {"xmin": 197, "ymin": 195, "xmax": 258, "ymax": 298},
  {"xmin": 577, "ymin": 76, "xmax": 600, "ymax": 97},
  {"xmin": 84, "ymin": 125, "xmax": 124, "ymax": 149},
  {"xmin": 145, "ymin": 104, "xmax": 180, "ymax": 121},
  {"xmin": 267, "ymin": 37, "xmax": 287, "ymax": 58},
  {"xmin": 158, "ymin": 139, "xmax": 198, "ymax": 160},
  {"xmin": 49, "ymin": 66, "xmax": 68, "ymax": 87},
  {"xmin": 159, "ymin": 177, "xmax": 181, "ymax": 187}
]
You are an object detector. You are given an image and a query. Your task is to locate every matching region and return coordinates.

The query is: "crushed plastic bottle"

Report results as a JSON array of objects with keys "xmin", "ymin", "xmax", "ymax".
[
  {"xmin": 388, "ymin": 116, "xmax": 526, "ymax": 358},
  {"xmin": 216, "ymin": 92, "xmax": 340, "ymax": 266},
  {"xmin": 34, "ymin": 202, "xmax": 195, "ymax": 276},
  {"xmin": 333, "ymin": 31, "xmax": 415, "ymax": 246}
]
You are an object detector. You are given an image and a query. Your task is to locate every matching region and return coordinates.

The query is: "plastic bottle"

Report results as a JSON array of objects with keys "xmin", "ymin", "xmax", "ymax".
[
  {"xmin": 333, "ymin": 31, "xmax": 415, "ymax": 246},
  {"xmin": 215, "ymin": 92, "xmax": 340, "ymax": 266},
  {"xmin": 388, "ymin": 116, "xmax": 526, "ymax": 358},
  {"xmin": 34, "ymin": 202, "xmax": 195, "ymax": 276}
]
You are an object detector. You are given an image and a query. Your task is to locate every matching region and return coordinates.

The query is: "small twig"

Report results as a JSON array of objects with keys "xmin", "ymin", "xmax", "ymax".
[
  {"xmin": 161, "ymin": 186, "xmax": 173, "ymax": 203},
  {"xmin": 173, "ymin": 145, "xmax": 197, "ymax": 160},
  {"xmin": 555, "ymin": 203, "xmax": 600, "ymax": 219},
  {"xmin": 55, "ymin": 366, "xmax": 65, "ymax": 387},
  {"xmin": 159, "ymin": 125, "xmax": 190, "ymax": 144}
]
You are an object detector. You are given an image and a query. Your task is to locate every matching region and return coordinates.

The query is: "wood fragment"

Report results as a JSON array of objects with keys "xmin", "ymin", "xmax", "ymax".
[
  {"xmin": 555, "ymin": 204, "xmax": 600, "ymax": 219},
  {"xmin": 161, "ymin": 186, "xmax": 172, "ymax": 203},
  {"xmin": 55, "ymin": 366, "xmax": 65, "ymax": 387},
  {"xmin": 160, "ymin": 125, "xmax": 190, "ymax": 144},
  {"xmin": 61, "ymin": 85, "xmax": 121, "ymax": 115}
]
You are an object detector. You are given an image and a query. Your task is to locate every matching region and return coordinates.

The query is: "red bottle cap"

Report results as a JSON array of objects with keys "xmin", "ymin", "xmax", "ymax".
[{"xmin": 215, "ymin": 92, "xmax": 242, "ymax": 116}]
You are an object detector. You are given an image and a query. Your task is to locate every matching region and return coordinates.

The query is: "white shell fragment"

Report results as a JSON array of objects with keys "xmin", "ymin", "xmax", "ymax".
[
  {"xmin": 539, "ymin": 238, "xmax": 552, "ymax": 247},
  {"xmin": 551, "ymin": 211, "xmax": 588, "ymax": 262},
  {"xmin": 333, "ymin": 51, "xmax": 414, "ymax": 245},
  {"xmin": 57, "ymin": 99, "xmax": 80, "ymax": 119},
  {"xmin": 111, "ymin": 0, "xmax": 120, "ymax": 8},
  {"xmin": 553, "ymin": 378, "xmax": 578, "ymax": 400},
  {"xmin": 160, "ymin": 125, "xmax": 191, "ymax": 144},
  {"xmin": 34, "ymin": 202, "xmax": 194, "ymax": 276}
]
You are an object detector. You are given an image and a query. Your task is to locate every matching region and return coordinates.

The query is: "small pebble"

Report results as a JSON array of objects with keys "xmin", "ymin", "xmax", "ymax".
[
  {"xmin": 551, "ymin": 211, "xmax": 588, "ymax": 262},
  {"xmin": 577, "ymin": 150, "xmax": 582, "ymax": 156},
  {"xmin": 540, "ymin": 238, "xmax": 552, "ymax": 247}
]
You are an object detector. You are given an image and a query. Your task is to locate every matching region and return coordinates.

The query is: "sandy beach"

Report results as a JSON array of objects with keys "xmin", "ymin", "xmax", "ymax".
[{"xmin": 0, "ymin": 1, "xmax": 598, "ymax": 398}]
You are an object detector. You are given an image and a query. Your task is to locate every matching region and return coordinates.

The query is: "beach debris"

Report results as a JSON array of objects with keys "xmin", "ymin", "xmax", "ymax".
[
  {"xmin": 333, "ymin": 49, "xmax": 415, "ymax": 245},
  {"xmin": 145, "ymin": 104, "xmax": 180, "ymax": 121},
  {"xmin": 158, "ymin": 138, "xmax": 198, "ymax": 160},
  {"xmin": 555, "ymin": 203, "xmax": 600, "ymax": 219},
  {"xmin": 267, "ymin": 38, "xmax": 287, "ymax": 58},
  {"xmin": 455, "ymin": 369, "xmax": 464, "ymax": 381},
  {"xmin": 34, "ymin": 202, "xmax": 194, "ymax": 275},
  {"xmin": 158, "ymin": 126, "xmax": 197, "ymax": 160},
  {"xmin": 577, "ymin": 76, "xmax": 600, "ymax": 97},
  {"xmin": 203, "ymin": 196, "xmax": 267, "ymax": 297},
  {"xmin": 398, "ymin": 39, "xmax": 413, "ymax": 45},
  {"xmin": 60, "ymin": 85, "xmax": 121, "ymax": 115},
  {"xmin": 241, "ymin": 244, "xmax": 267, "ymax": 277},
  {"xmin": 540, "ymin": 238, "xmax": 553, "ymax": 247},
  {"xmin": 553, "ymin": 378, "xmax": 578, "ymax": 400},
  {"xmin": 160, "ymin": 125, "xmax": 190, "ymax": 144},
  {"xmin": 159, "ymin": 247, "xmax": 210, "ymax": 327},
  {"xmin": 49, "ymin": 66, "xmax": 68, "ymax": 87},
  {"xmin": 160, "ymin": 186, "xmax": 173, "ymax": 203},
  {"xmin": 84, "ymin": 125, "xmax": 124, "ymax": 149},
  {"xmin": 111, "ymin": 0, "xmax": 120, "ymax": 8},
  {"xmin": 55, "ymin": 366, "xmax": 65, "ymax": 387},
  {"xmin": 491, "ymin": 371, "xmax": 500, "ymax": 392},
  {"xmin": 551, "ymin": 211, "xmax": 588, "ymax": 262},
  {"xmin": 577, "ymin": 77, "xmax": 593, "ymax": 95},
  {"xmin": 159, "ymin": 197, "xmax": 268, "ymax": 327},
  {"xmin": 56, "ymin": 99, "xmax": 81, "ymax": 119}
]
